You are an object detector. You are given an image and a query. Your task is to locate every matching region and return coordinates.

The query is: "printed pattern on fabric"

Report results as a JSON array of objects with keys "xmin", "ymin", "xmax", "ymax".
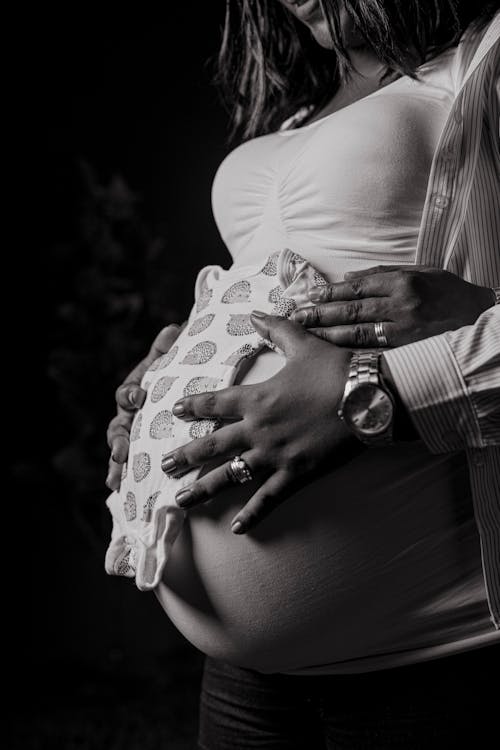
[{"xmin": 105, "ymin": 248, "xmax": 328, "ymax": 591}]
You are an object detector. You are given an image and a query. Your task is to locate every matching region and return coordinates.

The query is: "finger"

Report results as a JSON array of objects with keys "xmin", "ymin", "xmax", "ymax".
[
  {"xmin": 292, "ymin": 297, "xmax": 391, "ymax": 328},
  {"xmin": 115, "ymin": 324, "xmax": 183, "ymax": 412},
  {"xmin": 310, "ymin": 322, "xmax": 397, "ymax": 348},
  {"xmin": 174, "ymin": 450, "xmax": 262, "ymax": 509},
  {"xmin": 106, "ymin": 413, "xmax": 134, "ymax": 450},
  {"xmin": 306, "ymin": 274, "xmax": 394, "ymax": 304},
  {"xmin": 173, "ymin": 385, "xmax": 250, "ymax": 421},
  {"xmin": 344, "ymin": 265, "xmax": 408, "ymax": 279},
  {"xmin": 343, "ymin": 264, "xmax": 432, "ymax": 279},
  {"xmin": 230, "ymin": 470, "xmax": 291, "ymax": 534},
  {"xmin": 249, "ymin": 311, "xmax": 308, "ymax": 357},
  {"xmin": 110, "ymin": 435, "xmax": 130, "ymax": 464},
  {"xmin": 106, "ymin": 458, "xmax": 123, "ymax": 491},
  {"xmin": 115, "ymin": 383, "xmax": 147, "ymax": 411},
  {"xmin": 161, "ymin": 423, "xmax": 248, "ymax": 476}
]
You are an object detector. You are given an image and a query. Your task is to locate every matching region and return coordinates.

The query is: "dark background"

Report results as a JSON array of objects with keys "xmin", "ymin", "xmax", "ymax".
[{"xmin": 12, "ymin": 7, "xmax": 231, "ymax": 748}]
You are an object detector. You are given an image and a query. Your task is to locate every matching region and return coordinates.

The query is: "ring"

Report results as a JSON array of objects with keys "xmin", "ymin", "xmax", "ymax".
[
  {"xmin": 229, "ymin": 455, "xmax": 253, "ymax": 484},
  {"xmin": 374, "ymin": 321, "xmax": 389, "ymax": 347}
]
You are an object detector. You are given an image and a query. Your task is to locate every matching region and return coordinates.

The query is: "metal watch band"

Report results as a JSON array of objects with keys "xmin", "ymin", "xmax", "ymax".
[
  {"xmin": 491, "ymin": 287, "xmax": 500, "ymax": 305},
  {"xmin": 347, "ymin": 351, "xmax": 383, "ymax": 389},
  {"xmin": 343, "ymin": 351, "xmax": 394, "ymax": 446}
]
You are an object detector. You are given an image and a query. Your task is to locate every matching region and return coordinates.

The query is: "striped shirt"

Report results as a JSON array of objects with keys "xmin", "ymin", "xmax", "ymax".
[{"xmin": 383, "ymin": 11, "xmax": 500, "ymax": 630}]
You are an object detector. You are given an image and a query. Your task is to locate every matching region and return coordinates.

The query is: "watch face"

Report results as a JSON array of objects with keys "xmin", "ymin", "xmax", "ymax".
[{"xmin": 342, "ymin": 383, "xmax": 394, "ymax": 436}]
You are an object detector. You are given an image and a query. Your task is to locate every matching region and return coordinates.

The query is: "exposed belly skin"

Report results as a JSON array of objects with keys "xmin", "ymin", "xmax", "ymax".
[{"xmin": 155, "ymin": 444, "xmax": 487, "ymax": 674}]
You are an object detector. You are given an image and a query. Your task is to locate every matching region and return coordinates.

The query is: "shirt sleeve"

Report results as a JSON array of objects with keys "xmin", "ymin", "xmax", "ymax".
[{"xmin": 382, "ymin": 305, "xmax": 500, "ymax": 453}]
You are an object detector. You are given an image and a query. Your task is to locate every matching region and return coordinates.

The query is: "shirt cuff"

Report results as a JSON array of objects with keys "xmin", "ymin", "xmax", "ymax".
[{"xmin": 382, "ymin": 334, "xmax": 483, "ymax": 454}]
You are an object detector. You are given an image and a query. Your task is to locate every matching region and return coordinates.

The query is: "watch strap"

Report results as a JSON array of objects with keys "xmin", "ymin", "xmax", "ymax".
[{"xmin": 341, "ymin": 350, "xmax": 395, "ymax": 445}]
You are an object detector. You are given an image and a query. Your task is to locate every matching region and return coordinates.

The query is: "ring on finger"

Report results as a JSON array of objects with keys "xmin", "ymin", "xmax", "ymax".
[
  {"xmin": 229, "ymin": 455, "xmax": 253, "ymax": 484},
  {"xmin": 374, "ymin": 321, "xmax": 389, "ymax": 347}
]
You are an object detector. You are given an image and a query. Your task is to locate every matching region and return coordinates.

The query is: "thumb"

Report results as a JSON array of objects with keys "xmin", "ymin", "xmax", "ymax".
[{"xmin": 250, "ymin": 311, "xmax": 307, "ymax": 357}]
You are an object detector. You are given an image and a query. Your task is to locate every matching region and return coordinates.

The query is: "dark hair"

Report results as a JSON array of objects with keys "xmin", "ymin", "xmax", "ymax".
[{"xmin": 215, "ymin": 0, "xmax": 497, "ymax": 141}]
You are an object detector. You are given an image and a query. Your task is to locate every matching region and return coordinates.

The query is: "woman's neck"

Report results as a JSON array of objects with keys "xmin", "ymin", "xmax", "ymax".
[{"xmin": 347, "ymin": 44, "xmax": 387, "ymax": 79}]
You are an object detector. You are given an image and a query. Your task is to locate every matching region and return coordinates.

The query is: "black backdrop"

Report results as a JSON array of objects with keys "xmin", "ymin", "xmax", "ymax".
[{"xmin": 11, "ymin": 6, "xmax": 233, "ymax": 746}]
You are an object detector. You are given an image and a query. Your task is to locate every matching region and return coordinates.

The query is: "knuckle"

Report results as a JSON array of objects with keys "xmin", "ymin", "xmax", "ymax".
[
  {"xmin": 348, "ymin": 279, "xmax": 364, "ymax": 298},
  {"xmin": 346, "ymin": 300, "xmax": 363, "ymax": 322},
  {"xmin": 111, "ymin": 436, "xmax": 128, "ymax": 458},
  {"xmin": 353, "ymin": 324, "xmax": 369, "ymax": 346},
  {"xmin": 312, "ymin": 306, "xmax": 324, "ymax": 325},
  {"xmin": 323, "ymin": 284, "xmax": 335, "ymax": 302},
  {"xmin": 201, "ymin": 435, "xmax": 218, "ymax": 459},
  {"xmin": 201, "ymin": 391, "xmax": 218, "ymax": 413},
  {"xmin": 313, "ymin": 327, "xmax": 330, "ymax": 341},
  {"xmin": 304, "ymin": 306, "xmax": 321, "ymax": 326},
  {"xmin": 402, "ymin": 271, "xmax": 421, "ymax": 294}
]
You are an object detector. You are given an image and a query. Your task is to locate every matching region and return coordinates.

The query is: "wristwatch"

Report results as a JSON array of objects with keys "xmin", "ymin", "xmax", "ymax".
[{"xmin": 337, "ymin": 351, "xmax": 395, "ymax": 445}]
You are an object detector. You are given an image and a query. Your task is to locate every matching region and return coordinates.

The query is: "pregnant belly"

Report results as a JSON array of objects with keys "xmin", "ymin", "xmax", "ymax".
[{"xmin": 156, "ymin": 441, "xmax": 482, "ymax": 673}]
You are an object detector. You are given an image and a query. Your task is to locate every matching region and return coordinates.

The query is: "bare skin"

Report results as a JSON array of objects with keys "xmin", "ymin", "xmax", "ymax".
[{"xmin": 280, "ymin": 0, "xmax": 399, "ymax": 123}]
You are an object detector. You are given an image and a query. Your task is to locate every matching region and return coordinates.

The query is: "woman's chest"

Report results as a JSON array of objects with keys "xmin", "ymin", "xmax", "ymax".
[{"xmin": 212, "ymin": 88, "xmax": 453, "ymax": 257}]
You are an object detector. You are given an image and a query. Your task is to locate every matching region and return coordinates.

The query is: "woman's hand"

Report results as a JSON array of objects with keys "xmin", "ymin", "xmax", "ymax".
[
  {"xmin": 291, "ymin": 265, "xmax": 495, "ymax": 347},
  {"xmin": 105, "ymin": 323, "xmax": 183, "ymax": 490},
  {"xmin": 162, "ymin": 313, "xmax": 362, "ymax": 534}
]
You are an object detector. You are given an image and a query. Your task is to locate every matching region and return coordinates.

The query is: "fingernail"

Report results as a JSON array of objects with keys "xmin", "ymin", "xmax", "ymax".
[
  {"xmin": 231, "ymin": 520, "xmax": 244, "ymax": 534},
  {"xmin": 250, "ymin": 310, "xmax": 267, "ymax": 318},
  {"xmin": 105, "ymin": 474, "xmax": 113, "ymax": 489},
  {"xmin": 172, "ymin": 401, "xmax": 185, "ymax": 417},
  {"xmin": 307, "ymin": 288, "xmax": 323, "ymax": 302},
  {"xmin": 128, "ymin": 388, "xmax": 146, "ymax": 408},
  {"xmin": 291, "ymin": 310, "xmax": 307, "ymax": 324},
  {"xmin": 161, "ymin": 455, "xmax": 177, "ymax": 474},
  {"xmin": 175, "ymin": 488, "xmax": 194, "ymax": 508}
]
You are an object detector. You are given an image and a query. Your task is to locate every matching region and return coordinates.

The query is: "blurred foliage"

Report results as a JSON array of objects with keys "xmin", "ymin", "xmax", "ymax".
[{"xmin": 48, "ymin": 159, "xmax": 184, "ymax": 543}]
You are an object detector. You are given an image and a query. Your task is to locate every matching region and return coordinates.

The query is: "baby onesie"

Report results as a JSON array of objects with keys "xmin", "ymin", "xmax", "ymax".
[{"xmin": 105, "ymin": 248, "xmax": 327, "ymax": 590}]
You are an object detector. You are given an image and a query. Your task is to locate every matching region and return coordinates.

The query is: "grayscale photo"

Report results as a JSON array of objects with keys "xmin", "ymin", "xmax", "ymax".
[{"xmin": 14, "ymin": 1, "xmax": 500, "ymax": 748}]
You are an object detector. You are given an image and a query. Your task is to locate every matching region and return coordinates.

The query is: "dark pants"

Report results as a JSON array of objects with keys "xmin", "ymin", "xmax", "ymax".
[{"xmin": 198, "ymin": 644, "xmax": 499, "ymax": 749}]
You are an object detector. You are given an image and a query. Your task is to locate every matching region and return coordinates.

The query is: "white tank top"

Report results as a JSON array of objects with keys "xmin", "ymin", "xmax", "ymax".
[{"xmin": 212, "ymin": 45, "xmax": 458, "ymax": 281}]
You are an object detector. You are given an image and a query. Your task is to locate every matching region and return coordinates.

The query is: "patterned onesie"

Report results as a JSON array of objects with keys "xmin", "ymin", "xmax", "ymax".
[{"xmin": 105, "ymin": 248, "xmax": 327, "ymax": 590}]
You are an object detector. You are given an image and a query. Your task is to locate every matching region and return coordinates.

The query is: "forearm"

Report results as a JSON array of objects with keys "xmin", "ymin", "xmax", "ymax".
[{"xmin": 381, "ymin": 306, "xmax": 500, "ymax": 453}]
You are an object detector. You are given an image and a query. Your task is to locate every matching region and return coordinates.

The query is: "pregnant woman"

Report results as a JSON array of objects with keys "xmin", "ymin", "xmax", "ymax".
[{"xmin": 105, "ymin": 1, "xmax": 500, "ymax": 747}]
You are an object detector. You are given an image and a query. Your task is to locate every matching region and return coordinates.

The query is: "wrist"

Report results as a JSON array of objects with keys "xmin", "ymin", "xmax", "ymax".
[
  {"xmin": 380, "ymin": 354, "xmax": 419, "ymax": 442},
  {"xmin": 338, "ymin": 350, "xmax": 395, "ymax": 445}
]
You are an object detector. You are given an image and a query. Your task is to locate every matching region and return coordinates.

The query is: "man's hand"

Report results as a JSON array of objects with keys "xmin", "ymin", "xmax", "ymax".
[
  {"xmin": 105, "ymin": 323, "xmax": 183, "ymax": 490},
  {"xmin": 161, "ymin": 313, "xmax": 361, "ymax": 534},
  {"xmin": 291, "ymin": 265, "xmax": 495, "ymax": 347}
]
